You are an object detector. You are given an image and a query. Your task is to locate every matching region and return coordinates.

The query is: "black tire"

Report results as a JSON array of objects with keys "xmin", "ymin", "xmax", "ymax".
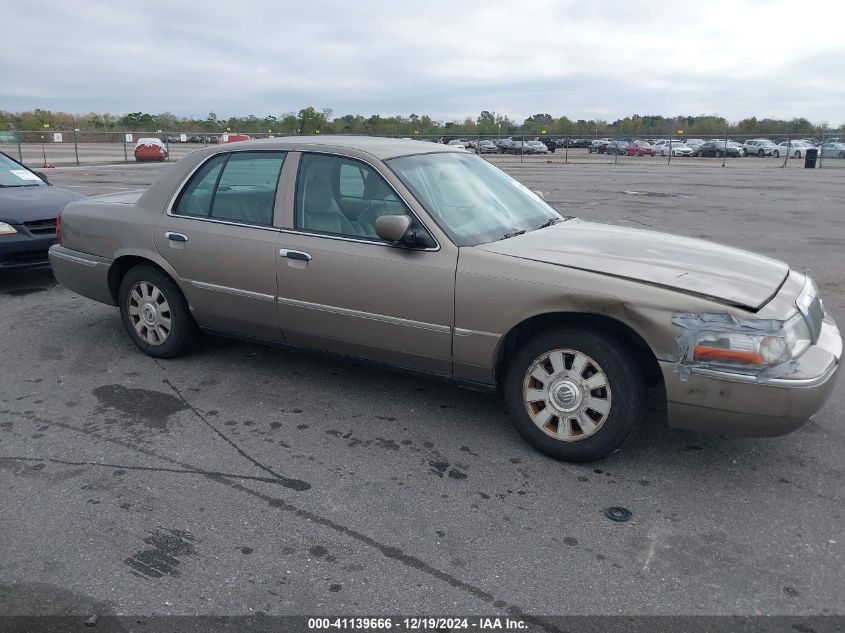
[
  {"xmin": 118, "ymin": 264, "xmax": 197, "ymax": 358},
  {"xmin": 758, "ymin": 149, "xmax": 764, "ymax": 157},
  {"xmin": 773, "ymin": 150, "xmax": 780, "ymax": 158},
  {"xmin": 695, "ymin": 150, "xmax": 702, "ymax": 157},
  {"xmin": 503, "ymin": 327, "xmax": 646, "ymax": 462},
  {"xmin": 795, "ymin": 151, "xmax": 801, "ymax": 159},
  {"xmin": 839, "ymin": 151, "xmax": 844, "ymax": 159},
  {"xmin": 716, "ymin": 150, "xmax": 723, "ymax": 158},
  {"xmin": 742, "ymin": 148, "xmax": 748, "ymax": 156}
]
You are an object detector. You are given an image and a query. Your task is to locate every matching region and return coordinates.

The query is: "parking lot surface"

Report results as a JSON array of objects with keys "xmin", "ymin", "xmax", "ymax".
[{"xmin": 1, "ymin": 161, "xmax": 843, "ymax": 621}]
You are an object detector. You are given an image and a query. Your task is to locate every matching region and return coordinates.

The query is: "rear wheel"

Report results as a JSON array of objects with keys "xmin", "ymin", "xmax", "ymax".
[
  {"xmin": 773, "ymin": 150, "xmax": 780, "ymax": 158},
  {"xmin": 503, "ymin": 328, "xmax": 645, "ymax": 462},
  {"xmin": 795, "ymin": 151, "xmax": 802, "ymax": 159},
  {"xmin": 119, "ymin": 265, "xmax": 197, "ymax": 358},
  {"xmin": 839, "ymin": 151, "xmax": 845, "ymax": 159}
]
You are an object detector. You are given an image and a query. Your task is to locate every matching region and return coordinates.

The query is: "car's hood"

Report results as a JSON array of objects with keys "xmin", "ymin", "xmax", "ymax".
[
  {"xmin": 477, "ymin": 219, "xmax": 789, "ymax": 311},
  {"xmin": 0, "ymin": 185, "xmax": 84, "ymax": 223}
]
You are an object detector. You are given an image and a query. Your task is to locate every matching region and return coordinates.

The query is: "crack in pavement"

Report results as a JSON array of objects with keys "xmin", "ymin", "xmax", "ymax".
[
  {"xmin": 160, "ymin": 377, "xmax": 310, "ymax": 491},
  {"xmin": 0, "ymin": 455, "xmax": 292, "ymax": 486}
]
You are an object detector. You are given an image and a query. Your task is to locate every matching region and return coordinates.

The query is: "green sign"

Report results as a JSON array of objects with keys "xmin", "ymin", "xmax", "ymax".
[{"xmin": 0, "ymin": 132, "xmax": 17, "ymax": 144}]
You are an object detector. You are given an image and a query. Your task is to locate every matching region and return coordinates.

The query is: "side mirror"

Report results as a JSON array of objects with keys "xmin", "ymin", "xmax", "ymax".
[
  {"xmin": 375, "ymin": 215, "xmax": 412, "ymax": 243},
  {"xmin": 33, "ymin": 171, "xmax": 50, "ymax": 185}
]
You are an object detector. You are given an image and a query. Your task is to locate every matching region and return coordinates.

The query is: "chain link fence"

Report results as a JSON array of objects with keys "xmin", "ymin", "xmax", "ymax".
[{"xmin": 1, "ymin": 129, "xmax": 843, "ymax": 170}]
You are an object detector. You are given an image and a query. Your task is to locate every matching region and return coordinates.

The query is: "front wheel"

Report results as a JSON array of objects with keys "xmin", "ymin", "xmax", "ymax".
[
  {"xmin": 503, "ymin": 328, "xmax": 645, "ymax": 462},
  {"xmin": 119, "ymin": 265, "xmax": 197, "ymax": 358},
  {"xmin": 795, "ymin": 151, "xmax": 802, "ymax": 159},
  {"xmin": 839, "ymin": 151, "xmax": 845, "ymax": 159},
  {"xmin": 773, "ymin": 150, "xmax": 780, "ymax": 158},
  {"xmin": 758, "ymin": 149, "xmax": 764, "ymax": 157}
]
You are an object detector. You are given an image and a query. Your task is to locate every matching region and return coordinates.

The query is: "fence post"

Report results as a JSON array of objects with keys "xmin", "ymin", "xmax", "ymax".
[
  {"xmin": 667, "ymin": 125, "xmax": 672, "ymax": 165},
  {"xmin": 564, "ymin": 135, "xmax": 569, "ymax": 165},
  {"xmin": 123, "ymin": 128, "xmax": 128, "ymax": 163},
  {"xmin": 782, "ymin": 134, "xmax": 789, "ymax": 168},
  {"xmin": 722, "ymin": 123, "xmax": 728, "ymax": 167},
  {"xmin": 16, "ymin": 131, "xmax": 22, "ymax": 162},
  {"xmin": 72, "ymin": 123, "xmax": 80, "ymax": 166},
  {"xmin": 818, "ymin": 133, "xmax": 825, "ymax": 169},
  {"xmin": 614, "ymin": 134, "xmax": 619, "ymax": 165}
]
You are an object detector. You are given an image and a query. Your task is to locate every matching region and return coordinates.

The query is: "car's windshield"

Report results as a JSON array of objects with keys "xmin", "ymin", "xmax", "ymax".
[
  {"xmin": 0, "ymin": 153, "xmax": 45, "ymax": 188},
  {"xmin": 387, "ymin": 152, "xmax": 561, "ymax": 246}
]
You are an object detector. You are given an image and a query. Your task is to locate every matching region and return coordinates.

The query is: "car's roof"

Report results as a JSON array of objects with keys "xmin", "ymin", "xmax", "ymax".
[{"xmin": 226, "ymin": 135, "xmax": 463, "ymax": 160}]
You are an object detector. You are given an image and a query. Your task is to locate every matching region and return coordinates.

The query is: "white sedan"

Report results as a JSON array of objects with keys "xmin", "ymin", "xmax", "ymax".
[
  {"xmin": 820, "ymin": 142, "xmax": 845, "ymax": 159},
  {"xmin": 654, "ymin": 140, "xmax": 694, "ymax": 157},
  {"xmin": 775, "ymin": 140, "xmax": 813, "ymax": 159}
]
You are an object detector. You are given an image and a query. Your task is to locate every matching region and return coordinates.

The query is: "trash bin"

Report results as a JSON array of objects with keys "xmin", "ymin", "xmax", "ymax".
[{"xmin": 805, "ymin": 148, "xmax": 818, "ymax": 168}]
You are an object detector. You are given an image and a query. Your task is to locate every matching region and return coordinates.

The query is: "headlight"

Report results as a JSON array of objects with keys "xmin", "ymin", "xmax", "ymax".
[
  {"xmin": 691, "ymin": 310, "xmax": 811, "ymax": 368},
  {"xmin": 0, "ymin": 221, "xmax": 17, "ymax": 235}
]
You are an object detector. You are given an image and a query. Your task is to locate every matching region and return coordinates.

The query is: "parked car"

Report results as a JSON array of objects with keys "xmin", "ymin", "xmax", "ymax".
[
  {"xmin": 682, "ymin": 139, "xmax": 706, "ymax": 151},
  {"xmin": 217, "ymin": 134, "xmax": 252, "ymax": 144},
  {"xmin": 695, "ymin": 141, "xmax": 741, "ymax": 158},
  {"xmin": 475, "ymin": 140, "xmax": 498, "ymax": 154},
  {"xmin": 134, "ymin": 138, "xmax": 168, "ymax": 162},
  {"xmin": 774, "ymin": 140, "xmax": 813, "ymax": 159},
  {"xmin": 537, "ymin": 137, "xmax": 557, "ymax": 153},
  {"xmin": 0, "ymin": 151, "xmax": 83, "ymax": 268},
  {"xmin": 820, "ymin": 142, "xmax": 845, "ymax": 159},
  {"xmin": 587, "ymin": 139, "xmax": 612, "ymax": 154},
  {"xmin": 605, "ymin": 141, "xmax": 630, "ymax": 155},
  {"xmin": 447, "ymin": 139, "xmax": 468, "ymax": 149},
  {"xmin": 524, "ymin": 140, "xmax": 550, "ymax": 154},
  {"xmin": 742, "ymin": 139, "xmax": 777, "ymax": 157},
  {"xmin": 626, "ymin": 141, "xmax": 656, "ymax": 156},
  {"xmin": 49, "ymin": 137, "xmax": 841, "ymax": 462},
  {"xmin": 653, "ymin": 140, "xmax": 693, "ymax": 157},
  {"xmin": 495, "ymin": 138, "xmax": 515, "ymax": 153}
]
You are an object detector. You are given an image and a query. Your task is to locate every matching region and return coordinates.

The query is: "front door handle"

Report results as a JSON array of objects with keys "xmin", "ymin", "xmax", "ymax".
[
  {"xmin": 166, "ymin": 232, "xmax": 188, "ymax": 242},
  {"xmin": 279, "ymin": 249, "xmax": 312, "ymax": 261}
]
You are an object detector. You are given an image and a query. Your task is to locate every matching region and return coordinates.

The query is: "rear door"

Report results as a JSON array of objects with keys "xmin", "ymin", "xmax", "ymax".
[{"xmin": 154, "ymin": 150, "xmax": 287, "ymax": 341}]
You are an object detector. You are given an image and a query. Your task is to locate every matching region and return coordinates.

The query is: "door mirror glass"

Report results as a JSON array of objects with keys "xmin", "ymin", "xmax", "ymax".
[{"xmin": 375, "ymin": 214, "xmax": 411, "ymax": 242}]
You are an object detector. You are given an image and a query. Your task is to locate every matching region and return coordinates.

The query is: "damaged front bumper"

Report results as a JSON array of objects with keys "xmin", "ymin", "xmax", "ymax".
[{"xmin": 662, "ymin": 316, "xmax": 841, "ymax": 436}]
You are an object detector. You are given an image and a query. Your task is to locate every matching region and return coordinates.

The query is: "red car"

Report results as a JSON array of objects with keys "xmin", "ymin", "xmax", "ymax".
[
  {"xmin": 134, "ymin": 138, "xmax": 168, "ymax": 162},
  {"xmin": 217, "ymin": 134, "xmax": 252, "ymax": 144},
  {"xmin": 626, "ymin": 141, "xmax": 656, "ymax": 156}
]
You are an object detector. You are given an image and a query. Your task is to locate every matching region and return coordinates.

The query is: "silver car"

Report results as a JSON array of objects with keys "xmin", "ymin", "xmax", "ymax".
[{"xmin": 50, "ymin": 137, "xmax": 841, "ymax": 462}]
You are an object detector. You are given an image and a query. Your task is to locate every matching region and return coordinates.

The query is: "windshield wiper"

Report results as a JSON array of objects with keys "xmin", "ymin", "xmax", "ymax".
[
  {"xmin": 537, "ymin": 217, "xmax": 563, "ymax": 230},
  {"xmin": 496, "ymin": 229, "xmax": 527, "ymax": 241}
]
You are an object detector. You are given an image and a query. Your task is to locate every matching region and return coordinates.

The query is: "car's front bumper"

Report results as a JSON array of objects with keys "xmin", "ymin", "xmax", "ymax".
[
  {"xmin": 662, "ymin": 316, "xmax": 841, "ymax": 436},
  {"xmin": 0, "ymin": 228, "xmax": 56, "ymax": 268}
]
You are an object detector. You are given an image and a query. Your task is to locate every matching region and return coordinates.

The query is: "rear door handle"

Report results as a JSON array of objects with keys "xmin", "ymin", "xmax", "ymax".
[
  {"xmin": 279, "ymin": 249, "xmax": 312, "ymax": 261},
  {"xmin": 166, "ymin": 232, "xmax": 188, "ymax": 242}
]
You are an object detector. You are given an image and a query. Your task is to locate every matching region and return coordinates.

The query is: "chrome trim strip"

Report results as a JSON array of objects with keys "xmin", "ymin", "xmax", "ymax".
[
  {"xmin": 454, "ymin": 327, "xmax": 501, "ymax": 338},
  {"xmin": 690, "ymin": 361, "xmax": 838, "ymax": 387},
  {"xmin": 49, "ymin": 250, "xmax": 98, "ymax": 268},
  {"xmin": 189, "ymin": 280, "xmax": 275, "ymax": 302},
  {"xmin": 277, "ymin": 296, "xmax": 451, "ymax": 333}
]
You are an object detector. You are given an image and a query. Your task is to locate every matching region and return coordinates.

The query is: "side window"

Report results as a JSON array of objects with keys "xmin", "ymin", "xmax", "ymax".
[
  {"xmin": 295, "ymin": 153, "xmax": 416, "ymax": 240},
  {"xmin": 174, "ymin": 154, "xmax": 227, "ymax": 217},
  {"xmin": 211, "ymin": 152, "xmax": 286, "ymax": 226}
]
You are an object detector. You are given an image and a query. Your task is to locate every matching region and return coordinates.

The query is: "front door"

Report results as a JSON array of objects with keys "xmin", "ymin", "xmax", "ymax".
[
  {"xmin": 275, "ymin": 152, "xmax": 457, "ymax": 375},
  {"xmin": 154, "ymin": 150, "xmax": 288, "ymax": 341}
]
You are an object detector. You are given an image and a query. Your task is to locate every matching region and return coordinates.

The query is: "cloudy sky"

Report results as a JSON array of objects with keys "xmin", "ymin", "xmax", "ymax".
[{"xmin": 6, "ymin": 0, "xmax": 845, "ymax": 124}]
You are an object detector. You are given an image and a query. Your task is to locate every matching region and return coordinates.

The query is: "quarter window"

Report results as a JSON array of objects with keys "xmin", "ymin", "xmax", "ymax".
[{"xmin": 174, "ymin": 151, "xmax": 286, "ymax": 226}]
